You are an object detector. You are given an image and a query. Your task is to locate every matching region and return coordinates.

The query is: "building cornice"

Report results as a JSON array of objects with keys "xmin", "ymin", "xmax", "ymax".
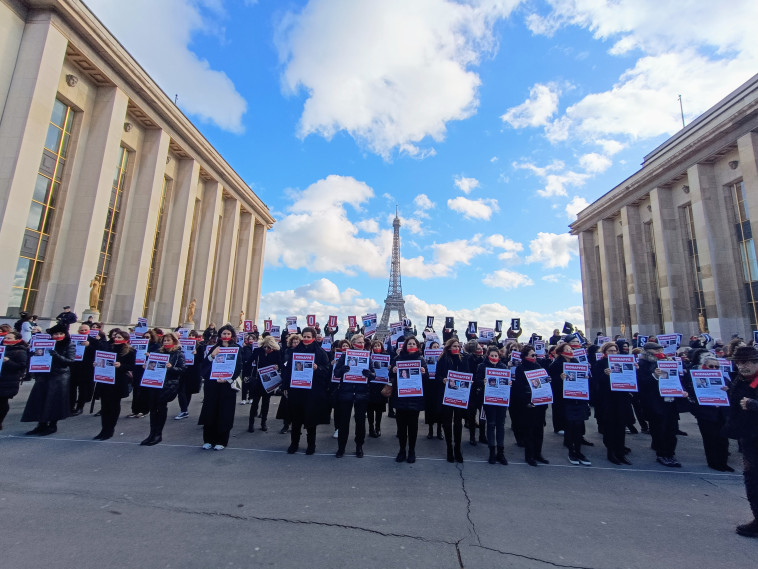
[{"xmin": 24, "ymin": 0, "xmax": 275, "ymax": 227}]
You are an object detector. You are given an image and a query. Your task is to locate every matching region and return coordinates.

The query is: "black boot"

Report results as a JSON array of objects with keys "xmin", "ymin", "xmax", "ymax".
[
  {"xmin": 454, "ymin": 445, "xmax": 464, "ymax": 463},
  {"xmin": 479, "ymin": 423, "xmax": 488, "ymax": 444},
  {"xmin": 375, "ymin": 416, "xmax": 382, "ymax": 438},
  {"xmin": 607, "ymin": 450, "xmax": 622, "ymax": 465},
  {"xmin": 260, "ymin": 420, "xmax": 268, "ymax": 432},
  {"xmin": 437, "ymin": 424, "xmax": 443, "ymax": 440},
  {"xmin": 496, "ymin": 446, "xmax": 507, "ymax": 465},
  {"xmin": 446, "ymin": 442, "xmax": 454, "ymax": 463},
  {"xmin": 287, "ymin": 433, "xmax": 300, "ymax": 454},
  {"xmin": 427, "ymin": 425, "xmax": 434, "ymax": 439},
  {"xmin": 488, "ymin": 446, "xmax": 497, "ymax": 464},
  {"xmin": 26, "ymin": 422, "xmax": 46, "ymax": 435},
  {"xmin": 305, "ymin": 430, "xmax": 316, "ymax": 455},
  {"xmin": 469, "ymin": 430, "xmax": 477, "ymax": 446},
  {"xmin": 39, "ymin": 421, "xmax": 57, "ymax": 436}
]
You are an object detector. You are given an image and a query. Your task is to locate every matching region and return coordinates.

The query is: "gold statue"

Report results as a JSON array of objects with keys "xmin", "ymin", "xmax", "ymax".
[
  {"xmin": 698, "ymin": 312, "xmax": 707, "ymax": 333},
  {"xmin": 88, "ymin": 277, "xmax": 101, "ymax": 310},
  {"xmin": 620, "ymin": 322, "xmax": 626, "ymax": 337},
  {"xmin": 185, "ymin": 298, "xmax": 197, "ymax": 323},
  {"xmin": 239, "ymin": 310, "xmax": 245, "ymax": 328}
]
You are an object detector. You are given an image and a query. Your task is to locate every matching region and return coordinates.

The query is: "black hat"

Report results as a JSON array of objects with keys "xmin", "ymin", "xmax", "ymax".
[
  {"xmin": 732, "ymin": 346, "xmax": 758, "ymax": 362},
  {"xmin": 47, "ymin": 323, "xmax": 69, "ymax": 336},
  {"xmin": 63, "ymin": 305, "xmax": 71, "ymax": 309}
]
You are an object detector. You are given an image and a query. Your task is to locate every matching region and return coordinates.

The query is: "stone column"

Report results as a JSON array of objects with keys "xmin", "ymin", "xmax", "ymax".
[
  {"xmin": 0, "ymin": 17, "xmax": 68, "ymax": 314},
  {"xmin": 209, "ymin": 195, "xmax": 240, "ymax": 326},
  {"xmin": 245, "ymin": 219, "xmax": 267, "ymax": 324},
  {"xmin": 152, "ymin": 158, "xmax": 199, "ymax": 327},
  {"xmin": 620, "ymin": 205, "xmax": 656, "ymax": 333},
  {"xmin": 105, "ymin": 128, "xmax": 170, "ymax": 324},
  {"xmin": 39, "ymin": 85, "xmax": 130, "ymax": 317},
  {"xmin": 230, "ymin": 210, "xmax": 254, "ymax": 325},
  {"xmin": 188, "ymin": 181, "xmax": 222, "ymax": 329},
  {"xmin": 649, "ymin": 187, "xmax": 694, "ymax": 333},
  {"xmin": 687, "ymin": 163, "xmax": 747, "ymax": 338},
  {"xmin": 597, "ymin": 218, "xmax": 624, "ymax": 336},
  {"xmin": 577, "ymin": 229, "xmax": 604, "ymax": 336}
]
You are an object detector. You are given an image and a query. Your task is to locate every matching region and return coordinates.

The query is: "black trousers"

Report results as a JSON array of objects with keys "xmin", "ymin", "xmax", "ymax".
[
  {"xmin": 148, "ymin": 396, "xmax": 169, "ymax": 437},
  {"xmin": 697, "ymin": 418, "xmax": 729, "ymax": 468},
  {"xmin": 522, "ymin": 407, "xmax": 546, "ymax": 461},
  {"xmin": 395, "ymin": 409, "xmax": 419, "ymax": 452},
  {"xmin": 484, "ymin": 405, "xmax": 507, "ymax": 447},
  {"xmin": 69, "ymin": 370, "xmax": 93, "ymax": 410},
  {"xmin": 337, "ymin": 399, "xmax": 367, "ymax": 450},
  {"xmin": 289, "ymin": 401, "xmax": 317, "ymax": 448},
  {"xmin": 240, "ymin": 378, "xmax": 253, "ymax": 401},
  {"xmin": 177, "ymin": 390, "xmax": 192, "ymax": 413},
  {"xmin": 565, "ymin": 419, "xmax": 584, "ymax": 455},
  {"xmin": 440, "ymin": 406, "xmax": 466, "ymax": 449},
  {"xmin": 131, "ymin": 385, "xmax": 150, "ymax": 415},
  {"xmin": 0, "ymin": 397, "xmax": 10, "ymax": 426},
  {"xmin": 631, "ymin": 393, "xmax": 648, "ymax": 430},
  {"xmin": 99, "ymin": 391, "xmax": 122, "ymax": 436},
  {"xmin": 249, "ymin": 392, "xmax": 271, "ymax": 427},
  {"xmin": 602, "ymin": 412, "xmax": 626, "ymax": 457},
  {"xmin": 203, "ymin": 425, "xmax": 229, "ymax": 447},
  {"xmin": 367, "ymin": 407, "xmax": 383, "ymax": 431},
  {"xmin": 552, "ymin": 398, "xmax": 565, "ymax": 432},
  {"xmin": 741, "ymin": 437, "xmax": 758, "ymax": 520},
  {"xmin": 649, "ymin": 405, "xmax": 678, "ymax": 458}
]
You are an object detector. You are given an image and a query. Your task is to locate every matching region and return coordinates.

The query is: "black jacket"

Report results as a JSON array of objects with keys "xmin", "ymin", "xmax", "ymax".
[
  {"xmin": 724, "ymin": 375, "xmax": 758, "ymax": 440},
  {"xmin": 281, "ymin": 341, "xmax": 331, "ymax": 425},
  {"xmin": 390, "ymin": 352, "xmax": 429, "ymax": 411},
  {"xmin": 334, "ymin": 352, "xmax": 374, "ymax": 402},
  {"xmin": 0, "ymin": 343, "xmax": 28, "ymax": 398}
]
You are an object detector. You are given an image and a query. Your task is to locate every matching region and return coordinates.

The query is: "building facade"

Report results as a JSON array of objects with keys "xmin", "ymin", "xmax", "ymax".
[
  {"xmin": 0, "ymin": 0, "xmax": 274, "ymax": 328},
  {"xmin": 571, "ymin": 73, "xmax": 758, "ymax": 342}
]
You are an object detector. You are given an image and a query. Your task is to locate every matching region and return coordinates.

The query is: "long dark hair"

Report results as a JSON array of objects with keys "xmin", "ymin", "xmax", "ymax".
[
  {"xmin": 398, "ymin": 335, "xmax": 420, "ymax": 357},
  {"xmin": 214, "ymin": 324, "xmax": 237, "ymax": 346}
]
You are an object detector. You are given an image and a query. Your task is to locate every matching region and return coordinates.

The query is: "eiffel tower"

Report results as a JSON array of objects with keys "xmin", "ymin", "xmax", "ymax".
[{"xmin": 376, "ymin": 207, "xmax": 407, "ymax": 340}]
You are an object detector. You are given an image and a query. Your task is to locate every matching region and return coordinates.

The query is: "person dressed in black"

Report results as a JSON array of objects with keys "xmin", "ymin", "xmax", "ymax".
[
  {"xmin": 593, "ymin": 342, "xmax": 633, "ymax": 465},
  {"xmin": 198, "ymin": 325, "xmax": 243, "ymax": 450},
  {"xmin": 436, "ymin": 338, "xmax": 470, "ymax": 463},
  {"xmin": 248, "ymin": 335, "xmax": 282, "ymax": 433},
  {"xmin": 69, "ymin": 323, "xmax": 99, "ymax": 416},
  {"xmin": 466, "ymin": 341, "xmax": 487, "ymax": 446},
  {"xmin": 55, "ymin": 305, "xmax": 78, "ymax": 331},
  {"xmin": 281, "ymin": 326, "xmax": 331, "ymax": 455},
  {"xmin": 141, "ymin": 332, "xmax": 185, "ymax": 446},
  {"xmin": 389, "ymin": 336, "xmax": 428, "ymax": 463},
  {"xmin": 511, "ymin": 345, "xmax": 550, "ymax": 466},
  {"xmin": 129, "ymin": 329, "xmax": 160, "ymax": 418},
  {"xmin": 0, "ymin": 331, "xmax": 29, "ymax": 429},
  {"xmin": 477, "ymin": 345, "xmax": 508, "ymax": 465},
  {"xmin": 22, "ymin": 323, "xmax": 76, "ymax": 436},
  {"xmin": 93, "ymin": 329, "xmax": 135, "ymax": 440},
  {"xmin": 175, "ymin": 330, "xmax": 201, "ymax": 420},
  {"xmin": 333, "ymin": 334, "xmax": 374, "ymax": 458},
  {"xmin": 239, "ymin": 333, "xmax": 257, "ymax": 405},
  {"xmin": 368, "ymin": 339, "xmax": 389, "ymax": 438},
  {"xmin": 725, "ymin": 346, "xmax": 758, "ymax": 538},
  {"xmin": 549, "ymin": 343, "xmax": 591, "ymax": 466}
]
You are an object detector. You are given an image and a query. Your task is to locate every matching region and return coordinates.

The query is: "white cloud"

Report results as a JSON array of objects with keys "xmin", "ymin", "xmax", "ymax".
[
  {"xmin": 356, "ymin": 219, "xmax": 380, "ymax": 233},
  {"xmin": 265, "ymin": 175, "xmax": 391, "ymax": 277},
  {"xmin": 413, "ymin": 193, "xmax": 435, "ymax": 219},
  {"xmin": 526, "ymin": 232, "xmax": 579, "ymax": 268},
  {"xmin": 571, "ymin": 280, "xmax": 583, "ymax": 294},
  {"xmin": 596, "ymin": 139, "xmax": 626, "ymax": 156},
  {"xmin": 541, "ymin": 274, "xmax": 560, "ymax": 283},
  {"xmin": 490, "ymin": 156, "xmax": 499, "ymax": 163},
  {"xmin": 263, "ymin": 282, "xmax": 585, "ymax": 339},
  {"xmin": 482, "ymin": 269, "xmax": 534, "ymax": 290},
  {"xmin": 401, "ymin": 236, "xmax": 488, "ymax": 279},
  {"xmin": 447, "ymin": 196, "xmax": 500, "ymax": 220},
  {"xmin": 454, "ymin": 175, "xmax": 480, "ymax": 194},
  {"xmin": 513, "ymin": 160, "xmax": 588, "ymax": 198},
  {"xmin": 276, "ymin": 0, "xmax": 519, "ymax": 157},
  {"xmin": 486, "ymin": 234, "xmax": 523, "ymax": 260},
  {"xmin": 578, "ymin": 153, "xmax": 611, "ymax": 174},
  {"xmin": 565, "ymin": 196, "xmax": 589, "ymax": 219},
  {"xmin": 87, "ymin": 0, "xmax": 247, "ymax": 133},
  {"xmin": 501, "ymin": 82, "xmax": 561, "ymax": 128}
]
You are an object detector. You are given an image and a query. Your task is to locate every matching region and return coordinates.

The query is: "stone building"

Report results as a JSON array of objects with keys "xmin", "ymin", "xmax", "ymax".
[
  {"xmin": 0, "ymin": 0, "xmax": 274, "ymax": 328},
  {"xmin": 570, "ymin": 73, "xmax": 758, "ymax": 342}
]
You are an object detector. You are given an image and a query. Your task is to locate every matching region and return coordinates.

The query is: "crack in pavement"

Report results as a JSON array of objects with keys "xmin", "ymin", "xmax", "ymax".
[
  {"xmin": 471, "ymin": 544, "xmax": 604, "ymax": 569},
  {"xmin": 455, "ymin": 462, "xmax": 481, "ymax": 546}
]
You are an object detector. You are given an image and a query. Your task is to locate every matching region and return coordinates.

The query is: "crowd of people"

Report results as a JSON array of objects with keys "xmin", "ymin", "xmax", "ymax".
[{"xmin": 0, "ymin": 312, "xmax": 757, "ymax": 538}]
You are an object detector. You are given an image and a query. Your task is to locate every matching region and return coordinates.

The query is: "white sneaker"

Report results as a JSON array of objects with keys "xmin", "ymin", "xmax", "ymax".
[
  {"xmin": 174, "ymin": 411, "xmax": 188, "ymax": 420},
  {"xmin": 557, "ymin": 430, "xmax": 565, "ymax": 435},
  {"xmin": 240, "ymin": 400, "xmax": 247, "ymax": 405},
  {"xmin": 332, "ymin": 429, "xmax": 339, "ymax": 439},
  {"xmin": 202, "ymin": 443, "xmax": 212, "ymax": 450},
  {"xmin": 213, "ymin": 444, "xmax": 225, "ymax": 451}
]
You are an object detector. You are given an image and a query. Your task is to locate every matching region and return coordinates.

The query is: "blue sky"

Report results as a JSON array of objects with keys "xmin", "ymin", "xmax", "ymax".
[{"xmin": 87, "ymin": 0, "xmax": 758, "ymax": 337}]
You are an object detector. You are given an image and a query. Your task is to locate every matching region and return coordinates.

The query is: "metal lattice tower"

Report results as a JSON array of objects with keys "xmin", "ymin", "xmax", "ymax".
[{"xmin": 376, "ymin": 207, "xmax": 407, "ymax": 340}]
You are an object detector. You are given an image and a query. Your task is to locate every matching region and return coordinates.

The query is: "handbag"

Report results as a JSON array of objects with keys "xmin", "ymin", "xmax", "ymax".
[{"xmin": 380, "ymin": 383, "xmax": 392, "ymax": 398}]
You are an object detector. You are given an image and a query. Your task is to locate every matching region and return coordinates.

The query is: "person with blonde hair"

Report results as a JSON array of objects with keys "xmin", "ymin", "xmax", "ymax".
[
  {"xmin": 248, "ymin": 335, "xmax": 282, "ymax": 433},
  {"xmin": 141, "ymin": 332, "xmax": 185, "ymax": 446}
]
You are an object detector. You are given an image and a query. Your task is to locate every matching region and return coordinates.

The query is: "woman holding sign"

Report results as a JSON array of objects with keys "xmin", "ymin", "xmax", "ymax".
[
  {"xmin": 333, "ymin": 334, "xmax": 374, "ymax": 458},
  {"xmin": 248, "ymin": 336, "xmax": 282, "ymax": 433},
  {"xmin": 281, "ymin": 327, "xmax": 331, "ymax": 455},
  {"xmin": 511, "ymin": 345, "xmax": 550, "ymax": 466},
  {"xmin": 436, "ymin": 338, "xmax": 470, "ymax": 463},
  {"xmin": 389, "ymin": 336, "xmax": 428, "ymax": 463},
  {"xmin": 477, "ymin": 346, "xmax": 509, "ymax": 465},
  {"xmin": 141, "ymin": 333, "xmax": 185, "ymax": 446},
  {"xmin": 595, "ymin": 342, "xmax": 633, "ymax": 465},
  {"xmin": 368, "ymin": 339, "xmax": 389, "ymax": 438},
  {"xmin": 198, "ymin": 325, "xmax": 243, "ymax": 450},
  {"xmin": 22, "ymin": 324, "xmax": 76, "ymax": 436},
  {"xmin": 0, "ymin": 331, "xmax": 29, "ymax": 429},
  {"xmin": 549, "ymin": 344, "xmax": 592, "ymax": 466},
  {"xmin": 93, "ymin": 330, "xmax": 135, "ymax": 441}
]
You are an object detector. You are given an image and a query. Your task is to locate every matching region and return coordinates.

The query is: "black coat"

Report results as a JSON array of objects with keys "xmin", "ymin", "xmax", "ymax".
[
  {"xmin": 724, "ymin": 375, "xmax": 758, "ymax": 440},
  {"xmin": 281, "ymin": 342, "xmax": 331, "ymax": 425},
  {"xmin": 550, "ymin": 356, "xmax": 589, "ymax": 422},
  {"xmin": 21, "ymin": 340, "xmax": 76, "ymax": 423},
  {"xmin": 334, "ymin": 352, "xmax": 374, "ymax": 403},
  {"xmin": 97, "ymin": 347, "xmax": 136, "ymax": 400},
  {"xmin": 156, "ymin": 348, "xmax": 185, "ymax": 403},
  {"xmin": 594, "ymin": 356, "xmax": 634, "ymax": 425},
  {"xmin": 197, "ymin": 342, "xmax": 243, "ymax": 431},
  {"xmin": 434, "ymin": 353, "xmax": 470, "ymax": 413},
  {"xmin": 476, "ymin": 359, "xmax": 506, "ymax": 409},
  {"xmin": 0, "ymin": 343, "xmax": 28, "ymax": 398},
  {"xmin": 389, "ymin": 352, "xmax": 429, "ymax": 412},
  {"xmin": 252, "ymin": 347, "xmax": 283, "ymax": 396},
  {"xmin": 511, "ymin": 361, "xmax": 548, "ymax": 423}
]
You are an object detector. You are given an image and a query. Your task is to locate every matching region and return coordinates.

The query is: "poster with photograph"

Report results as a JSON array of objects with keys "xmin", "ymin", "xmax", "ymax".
[
  {"xmin": 424, "ymin": 348, "xmax": 442, "ymax": 379},
  {"xmin": 424, "ymin": 332, "xmax": 440, "ymax": 348},
  {"xmin": 135, "ymin": 317, "xmax": 148, "ymax": 335},
  {"xmin": 209, "ymin": 347, "xmax": 239, "ymax": 382},
  {"xmin": 257, "ymin": 364, "xmax": 282, "ymax": 393},
  {"xmin": 321, "ymin": 337, "xmax": 332, "ymax": 352},
  {"xmin": 141, "ymin": 352, "xmax": 169, "ymax": 388},
  {"xmin": 29, "ymin": 339, "xmax": 55, "ymax": 372},
  {"xmin": 608, "ymin": 354, "xmax": 638, "ymax": 391},
  {"xmin": 370, "ymin": 353, "xmax": 390, "ymax": 383},
  {"xmin": 290, "ymin": 353, "xmax": 315, "ymax": 388},
  {"xmin": 525, "ymin": 368, "xmax": 553, "ymax": 405},
  {"xmin": 362, "ymin": 313, "xmax": 378, "ymax": 338},
  {"xmin": 270, "ymin": 326, "xmax": 281, "ymax": 340},
  {"xmin": 534, "ymin": 340, "xmax": 546, "ymax": 357},
  {"xmin": 443, "ymin": 371, "xmax": 473, "ymax": 408},
  {"xmin": 717, "ymin": 358, "xmax": 733, "ymax": 381},
  {"xmin": 484, "ymin": 368, "xmax": 511, "ymax": 406},
  {"xmin": 180, "ymin": 339, "xmax": 195, "ymax": 365},
  {"xmin": 331, "ymin": 351, "xmax": 343, "ymax": 383},
  {"xmin": 478, "ymin": 327, "xmax": 494, "ymax": 344},
  {"xmin": 0, "ymin": 346, "xmax": 4, "ymax": 375},
  {"xmin": 286, "ymin": 316, "xmax": 298, "ymax": 333},
  {"xmin": 510, "ymin": 351, "xmax": 521, "ymax": 366},
  {"xmin": 396, "ymin": 360, "xmax": 423, "ymax": 397},
  {"xmin": 345, "ymin": 349, "xmax": 370, "ymax": 373},
  {"xmin": 572, "ymin": 348, "xmax": 588, "ymax": 364},
  {"xmin": 131, "ymin": 339, "xmax": 149, "ymax": 365},
  {"xmin": 563, "ymin": 362, "xmax": 590, "ymax": 400},
  {"xmin": 690, "ymin": 370, "xmax": 730, "ymax": 406},
  {"xmin": 176, "ymin": 328, "xmax": 189, "ymax": 339},
  {"xmin": 93, "ymin": 350, "xmax": 116, "ymax": 384},
  {"xmin": 70, "ymin": 333, "xmax": 87, "ymax": 361},
  {"xmin": 597, "ymin": 335, "xmax": 611, "ymax": 345},
  {"xmin": 657, "ymin": 361, "xmax": 686, "ymax": 397},
  {"xmin": 657, "ymin": 334, "xmax": 681, "ymax": 356}
]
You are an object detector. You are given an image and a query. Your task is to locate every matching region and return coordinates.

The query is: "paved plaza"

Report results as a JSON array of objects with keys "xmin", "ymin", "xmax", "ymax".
[{"xmin": 1, "ymin": 381, "xmax": 756, "ymax": 569}]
